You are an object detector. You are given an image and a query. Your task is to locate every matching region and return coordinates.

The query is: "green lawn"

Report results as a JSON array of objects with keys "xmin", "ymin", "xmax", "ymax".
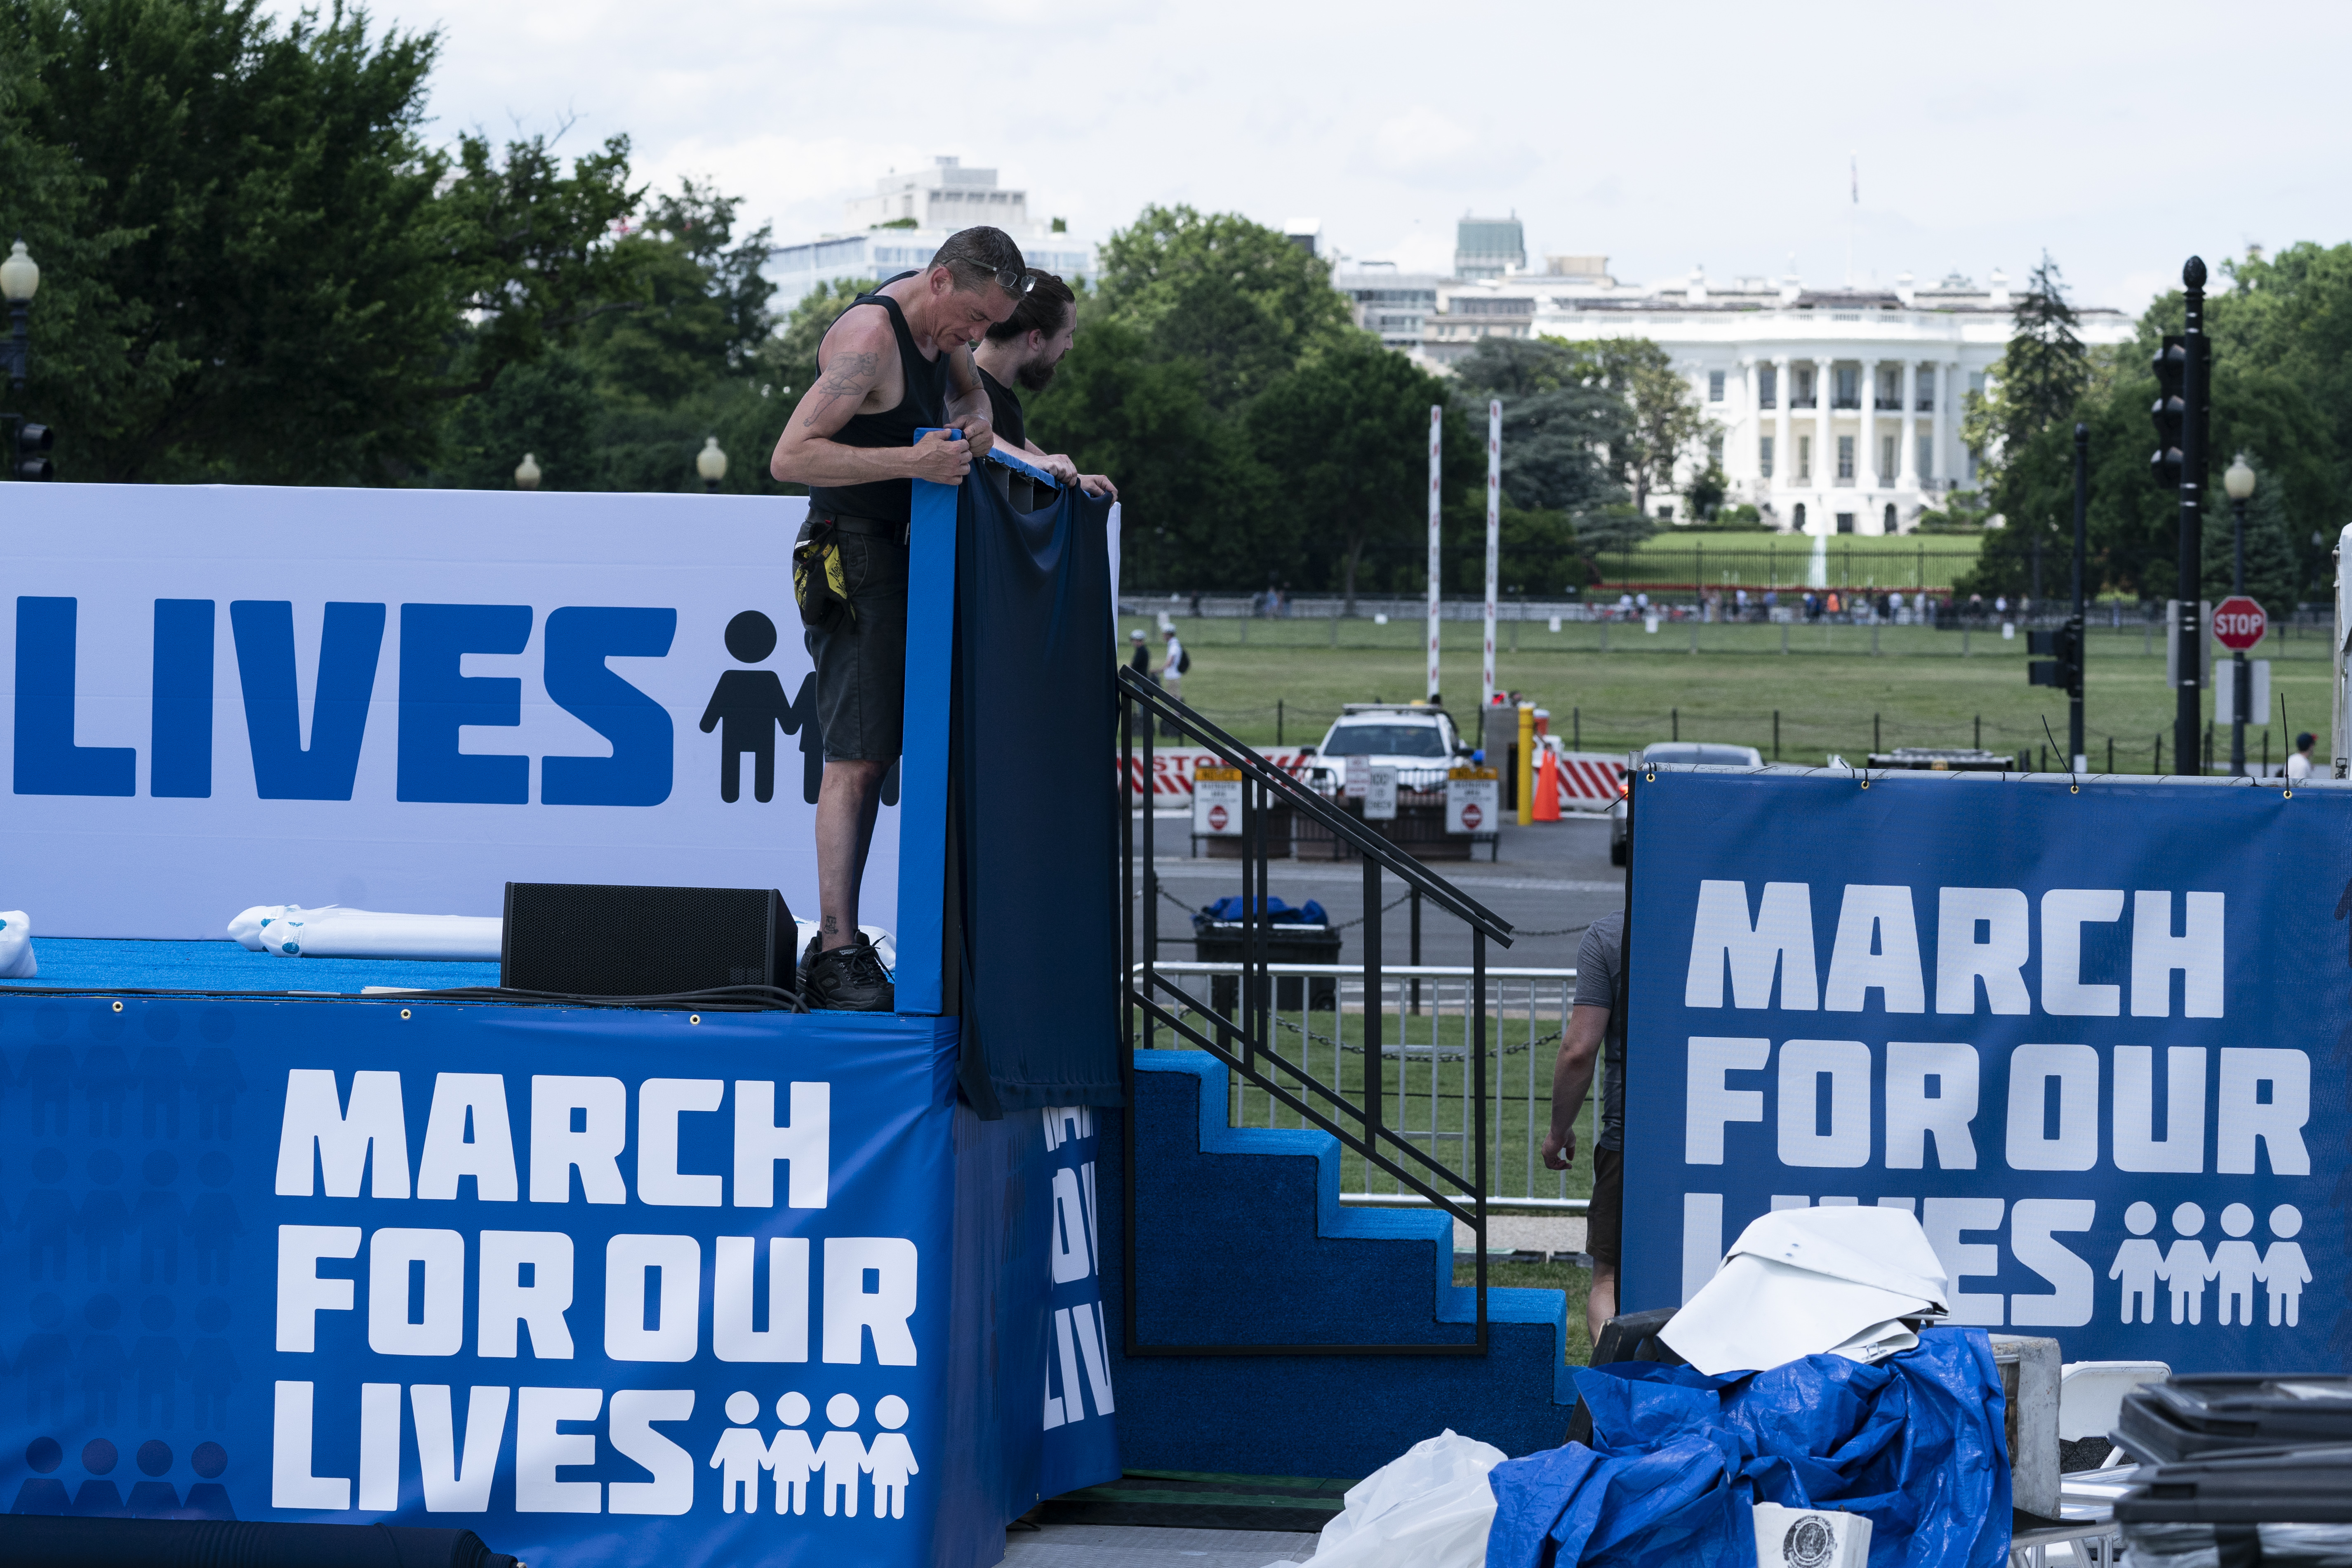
[{"xmin": 1130, "ymin": 614, "xmax": 2332, "ymax": 769}]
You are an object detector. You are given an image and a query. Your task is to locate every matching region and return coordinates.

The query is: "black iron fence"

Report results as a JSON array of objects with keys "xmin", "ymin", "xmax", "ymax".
[{"xmin": 1119, "ymin": 665, "xmax": 1516, "ymax": 1356}]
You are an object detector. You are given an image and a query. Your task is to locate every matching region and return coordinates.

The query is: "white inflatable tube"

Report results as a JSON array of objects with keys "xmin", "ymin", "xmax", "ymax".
[
  {"xmin": 231, "ymin": 905, "xmax": 892, "ymax": 973},
  {"xmin": 0, "ymin": 911, "xmax": 35, "ymax": 979},
  {"xmin": 228, "ymin": 905, "xmax": 501, "ymax": 961}
]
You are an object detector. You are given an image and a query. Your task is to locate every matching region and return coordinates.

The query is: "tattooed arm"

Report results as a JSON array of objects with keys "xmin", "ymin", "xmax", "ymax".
[
  {"xmin": 770, "ymin": 307, "xmax": 972, "ymax": 487},
  {"xmin": 942, "ymin": 344, "xmax": 997, "ymax": 461}
]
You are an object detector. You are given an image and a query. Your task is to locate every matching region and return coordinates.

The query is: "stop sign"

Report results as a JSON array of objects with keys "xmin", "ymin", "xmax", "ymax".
[{"xmin": 2213, "ymin": 596, "xmax": 2268, "ymax": 651}]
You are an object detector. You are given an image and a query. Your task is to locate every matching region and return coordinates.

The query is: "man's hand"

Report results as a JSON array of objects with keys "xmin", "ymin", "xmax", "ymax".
[
  {"xmin": 1541, "ymin": 1126, "xmax": 1577, "ymax": 1172},
  {"xmin": 1033, "ymin": 450, "xmax": 1081, "ymax": 486},
  {"xmin": 952, "ymin": 413, "xmax": 996, "ymax": 463},
  {"xmin": 1077, "ymin": 473, "xmax": 1118, "ymax": 500},
  {"xmin": 910, "ymin": 427, "xmax": 973, "ymax": 484}
]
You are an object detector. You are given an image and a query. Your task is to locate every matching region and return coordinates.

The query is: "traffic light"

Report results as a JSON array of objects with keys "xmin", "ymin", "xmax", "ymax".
[
  {"xmin": 2150, "ymin": 335, "xmax": 2186, "ymax": 490},
  {"xmin": 2028, "ymin": 618, "xmax": 2084, "ymax": 697},
  {"xmin": 14, "ymin": 421, "xmax": 52, "ymax": 481}
]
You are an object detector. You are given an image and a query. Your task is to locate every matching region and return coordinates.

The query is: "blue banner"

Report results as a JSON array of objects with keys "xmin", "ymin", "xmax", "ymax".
[
  {"xmin": 1623, "ymin": 770, "xmax": 2348, "ymax": 1372},
  {"xmin": 0, "ymin": 993, "xmax": 1121, "ymax": 1565}
]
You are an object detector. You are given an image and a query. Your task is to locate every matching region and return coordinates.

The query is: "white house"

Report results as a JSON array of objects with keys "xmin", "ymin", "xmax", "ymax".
[{"xmin": 1412, "ymin": 253, "xmax": 2135, "ymax": 536}]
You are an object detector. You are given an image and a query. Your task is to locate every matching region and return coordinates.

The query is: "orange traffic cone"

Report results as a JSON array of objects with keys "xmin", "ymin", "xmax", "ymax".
[{"xmin": 1532, "ymin": 746, "xmax": 1562, "ymax": 821}]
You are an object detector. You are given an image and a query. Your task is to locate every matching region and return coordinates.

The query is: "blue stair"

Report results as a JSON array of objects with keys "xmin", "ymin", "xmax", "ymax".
[{"xmin": 1099, "ymin": 1049, "xmax": 1578, "ymax": 1479}]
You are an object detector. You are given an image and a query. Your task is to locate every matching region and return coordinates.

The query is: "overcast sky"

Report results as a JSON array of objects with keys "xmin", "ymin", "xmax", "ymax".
[{"xmin": 329, "ymin": 0, "xmax": 2352, "ymax": 317}]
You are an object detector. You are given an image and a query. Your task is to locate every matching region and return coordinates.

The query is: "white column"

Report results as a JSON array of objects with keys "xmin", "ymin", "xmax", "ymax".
[
  {"xmin": 1813, "ymin": 357, "xmax": 1833, "ymax": 534},
  {"xmin": 1938, "ymin": 364, "xmax": 1956, "ymax": 491},
  {"xmin": 1482, "ymin": 399, "xmax": 1499, "ymax": 710},
  {"xmin": 1741, "ymin": 360, "xmax": 1759, "ymax": 495},
  {"xmin": 1898, "ymin": 360, "xmax": 1920, "ymax": 489},
  {"xmin": 1773, "ymin": 356, "xmax": 1792, "ymax": 508},
  {"xmin": 1427, "ymin": 405, "xmax": 1442, "ymax": 701},
  {"xmin": 1858, "ymin": 357, "xmax": 1880, "ymax": 491}
]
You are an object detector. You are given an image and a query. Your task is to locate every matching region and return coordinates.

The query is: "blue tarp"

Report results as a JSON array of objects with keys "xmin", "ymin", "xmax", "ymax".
[
  {"xmin": 1195, "ymin": 896, "xmax": 1330, "ymax": 928},
  {"xmin": 1484, "ymin": 1329, "xmax": 2010, "ymax": 1568}
]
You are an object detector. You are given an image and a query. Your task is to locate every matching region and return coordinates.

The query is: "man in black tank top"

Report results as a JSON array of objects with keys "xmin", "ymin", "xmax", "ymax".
[
  {"xmin": 769, "ymin": 226, "xmax": 1028, "ymax": 1010},
  {"xmin": 970, "ymin": 271, "xmax": 1117, "ymax": 512}
]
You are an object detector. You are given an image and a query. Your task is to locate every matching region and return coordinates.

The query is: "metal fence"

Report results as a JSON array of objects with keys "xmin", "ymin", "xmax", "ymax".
[{"xmin": 1139, "ymin": 961, "xmax": 1592, "ymax": 1210}]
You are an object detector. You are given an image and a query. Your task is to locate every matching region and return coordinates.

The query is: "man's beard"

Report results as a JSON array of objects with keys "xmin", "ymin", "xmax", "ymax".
[{"xmin": 1015, "ymin": 356, "xmax": 1059, "ymax": 393}]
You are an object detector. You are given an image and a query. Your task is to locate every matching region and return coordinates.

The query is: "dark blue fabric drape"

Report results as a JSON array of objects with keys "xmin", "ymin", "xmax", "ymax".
[{"xmin": 952, "ymin": 473, "xmax": 1122, "ymax": 1114}]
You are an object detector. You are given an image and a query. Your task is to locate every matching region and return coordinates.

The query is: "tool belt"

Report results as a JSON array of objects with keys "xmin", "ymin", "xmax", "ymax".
[{"xmin": 793, "ymin": 511, "xmax": 902, "ymax": 632}]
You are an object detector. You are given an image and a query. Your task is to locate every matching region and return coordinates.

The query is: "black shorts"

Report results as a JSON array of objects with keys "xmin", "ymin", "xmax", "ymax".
[
  {"xmin": 799, "ymin": 523, "xmax": 909, "ymax": 763},
  {"xmin": 1588, "ymin": 1144, "xmax": 1624, "ymax": 1268}
]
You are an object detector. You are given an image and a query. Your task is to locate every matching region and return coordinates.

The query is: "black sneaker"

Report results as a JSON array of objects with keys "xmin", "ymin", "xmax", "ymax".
[
  {"xmin": 804, "ymin": 934, "xmax": 894, "ymax": 1012},
  {"xmin": 796, "ymin": 933, "xmax": 821, "ymax": 999}
]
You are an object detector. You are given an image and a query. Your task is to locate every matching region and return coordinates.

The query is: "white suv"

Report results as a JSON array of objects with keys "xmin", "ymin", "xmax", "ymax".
[
  {"xmin": 1309, "ymin": 704, "xmax": 1469, "ymax": 791},
  {"xmin": 1607, "ymin": 741, "xmax": 1766, "ymax": 865}
]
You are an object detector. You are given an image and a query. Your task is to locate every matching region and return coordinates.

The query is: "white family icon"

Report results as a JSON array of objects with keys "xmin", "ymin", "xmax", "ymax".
[
  {"xmin": 2109, "ymin": 1202, "xmax": 2310, "ymax": 1327},
  {"xmin": 709, "ymin": 1390, "xmax": 919, "ymax": 1520}
]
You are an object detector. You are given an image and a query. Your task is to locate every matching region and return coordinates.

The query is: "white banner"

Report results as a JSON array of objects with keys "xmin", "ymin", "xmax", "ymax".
[{"xmin": 0, "ymin": 484, "xmax": 890, "ymax": 939}]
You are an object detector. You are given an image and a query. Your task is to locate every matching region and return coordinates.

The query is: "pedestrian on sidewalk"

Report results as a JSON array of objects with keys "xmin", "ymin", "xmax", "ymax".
[{"xmin": 1541, "ymin": 907, "xmax": 1626, "ymax": 1345}]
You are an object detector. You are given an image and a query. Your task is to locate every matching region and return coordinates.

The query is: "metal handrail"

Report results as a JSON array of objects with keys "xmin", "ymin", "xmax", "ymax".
[
  {"xmin": 1118, "ymin": 666, "xmax": 1511, "ymax": 944},
  {"xmin": 1120, "ymin": 673, "xmax": 1510, "ymax": 1358}
]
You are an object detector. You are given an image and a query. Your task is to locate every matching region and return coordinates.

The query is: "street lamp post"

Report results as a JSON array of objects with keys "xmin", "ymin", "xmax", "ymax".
[
  {"xmin": 696, "ymin": 436, "xmax": 728, "ymax": 493},
  {"xmin": 0, "ymin": 238, "xmax": 53, "ymax": 481},
  {"xmin": 2224, "ymin": 453, "xmax": 2257, "ymax": 776}
]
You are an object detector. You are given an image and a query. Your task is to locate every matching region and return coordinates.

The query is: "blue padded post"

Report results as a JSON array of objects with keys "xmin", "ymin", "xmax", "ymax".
[{"xmin": 894, "ymin": 433, "xmax": 960, "ymax": 1014}]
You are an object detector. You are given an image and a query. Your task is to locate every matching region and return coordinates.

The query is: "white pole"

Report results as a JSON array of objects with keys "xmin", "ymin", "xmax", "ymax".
[
  {"xmin": 1427, "ymin": 405, "xmax": 1443, "ymax": 702},
  {"xmin": 1483, "ymin": 399, "xmax": 1501, "ymax": 710}
]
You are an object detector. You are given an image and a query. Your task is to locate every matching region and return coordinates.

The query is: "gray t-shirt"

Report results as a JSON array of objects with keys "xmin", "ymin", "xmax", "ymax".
[{"xmin": 1574, "ymin": 910, "xmax": 1626, "ymax": 1150}]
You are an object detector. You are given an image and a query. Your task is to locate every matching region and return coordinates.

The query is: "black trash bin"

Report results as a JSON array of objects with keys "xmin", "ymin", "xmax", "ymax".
[{"xmin": 1190, "ymin": 918, "xmax": 1342, "ymax": 1011}]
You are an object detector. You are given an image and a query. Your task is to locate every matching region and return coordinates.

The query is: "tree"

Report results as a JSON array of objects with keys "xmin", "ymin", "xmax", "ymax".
[
  {"xmin": 1542, "ymin": 339, "xmax": 1705, "ymax": 510},
  {"xmin": 1446, "ymin": 337, "xmax": 1628, "ymax": 513},
  {"xmin": 2, "ymin": 0, "xmax": 448, "ymax": 481},
  {"xmin": 1092, "ymin": 205, "xmax": 1356, "ymax": 412},
  {"xmin": 1026, "ymin": 316, "xmax": 1247, "ymax": 589},
  {"xmin": 1994, "ymin": 252, "xmax": 2090, "ymax": 454},
  {"xmin": 1246, "ymin": 339, "xmax": 1475, "ymax": 615},
  {"xmin": 0, "ymin": 0, "xmax": 657, "ymax": 484}
]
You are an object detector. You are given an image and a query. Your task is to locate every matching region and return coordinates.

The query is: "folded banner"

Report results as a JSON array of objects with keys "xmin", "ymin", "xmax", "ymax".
[
  {"xmin": 946, "ymin": 471, "xmax": 1123, "ymax": 1113},
  {"xmin": 1622, "ymin": 770, "xmax": 2348, "ymax": 1373},
  {"xmin": 0, "ymin": 995, "xmax": 1115, "ymax": 1566}
]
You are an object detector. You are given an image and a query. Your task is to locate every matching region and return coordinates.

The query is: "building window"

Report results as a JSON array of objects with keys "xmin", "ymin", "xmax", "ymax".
[
  {"xmin": 1877, "ymin": 367, "xmax": 1900, "ymax": 410},
  {"xmin": 1657, "ymin": 504, "xmax": 1676, "ymax": 521},
  {"xmin": 1708, "ymin": 370, "xmax": 1726, "ymax": 402},
  {"xmin": 1836, "ymin": 512, "xmax": 1855, "ymax": 534},
  {"xmin": 1760, "ymin": 436, "xmax": 1775, "ymax": 478},
  {"xmin": 1917, "ymin": 434, "xmax": 1933, "ymax": 479},
  {"xmin": 1794, "ymin": 502, "xmax": 1808, "ymax": 531},
  {"xmin": 1881, "ymin": 435, "xmax": 1898, "ymax": 479},
  {"xmin": 1760, "ymin": 365, "xmax": 1778, "ymax": 408},
  {"xmin": 1883, "ymin": 502, "xmax": 1898, "ymax": 532},
  {"xmin": 1917, "ymin": 378, "xmax": 1935, "ymax": 412},
  {"xmin": 1794, "ymin": 368, "xmax": 1816, "ymax": 408},
  {"xmin": 1798, "ymin": 435, "xmax": 1812, "ymax": 481},
  {"xmin": 1833, "ymin": 367, "xmax": 1859, "ymax": 409},
  {"xmin": 1709, "ymin": 433, "xmax": 1725, "ymax": 464},
  {"xmin": 1837, "ymin": 435, "xmax": 1855, "ymax": 480}
]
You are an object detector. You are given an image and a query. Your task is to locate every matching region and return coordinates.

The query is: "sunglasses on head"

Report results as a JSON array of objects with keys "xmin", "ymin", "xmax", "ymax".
[{"xmin": 989, "ymin": 266, "xmax": 1036, "ymax": 296}]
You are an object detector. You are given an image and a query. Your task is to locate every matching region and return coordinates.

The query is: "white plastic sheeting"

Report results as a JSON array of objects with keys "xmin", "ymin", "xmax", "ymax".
[
  {"xmin": 1661, "ymin": 1206, "xmax": 1951, "ymax": 1377},
  {"xmin": 0, "ymin": 911, "xmax": 35, "ymax": 978},
  {"xmin": 1258, "ymin": 1430, "xmax": 1505, "ymax": 1568}
]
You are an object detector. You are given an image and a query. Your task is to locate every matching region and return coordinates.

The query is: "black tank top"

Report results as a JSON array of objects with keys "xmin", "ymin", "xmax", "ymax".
[{"xmin": 805, "ymin": 278, "xmax": 950, "ymax": 524}]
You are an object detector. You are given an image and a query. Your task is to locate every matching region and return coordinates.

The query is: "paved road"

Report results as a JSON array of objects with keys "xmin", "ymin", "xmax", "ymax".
[{"xmin": 1128, "ymin": 810, "xmax": 1625, "ymax": 974}]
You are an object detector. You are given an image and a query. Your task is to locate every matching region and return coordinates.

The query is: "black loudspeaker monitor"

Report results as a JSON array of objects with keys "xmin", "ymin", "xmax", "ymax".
[{"xmin": 500, "ymin": 883, "xmax": 796, "ymax": 997}]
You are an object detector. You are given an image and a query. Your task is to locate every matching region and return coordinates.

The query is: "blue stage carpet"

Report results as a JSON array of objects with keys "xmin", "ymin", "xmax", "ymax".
[{"xmin": 2, "ymin": 938, "xmax": 501, "ymax": 993}]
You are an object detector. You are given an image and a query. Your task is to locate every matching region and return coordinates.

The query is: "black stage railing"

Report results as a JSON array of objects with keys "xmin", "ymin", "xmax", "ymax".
[{"xmin": 1118, "ymin": 666, "xmax": 1515, "ymax": 1356}]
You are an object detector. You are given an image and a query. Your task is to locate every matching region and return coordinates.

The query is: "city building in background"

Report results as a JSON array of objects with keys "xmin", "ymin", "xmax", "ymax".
[{"xmin": 767, "ymin": 156, "xmax": 1098, "ymax": 311}]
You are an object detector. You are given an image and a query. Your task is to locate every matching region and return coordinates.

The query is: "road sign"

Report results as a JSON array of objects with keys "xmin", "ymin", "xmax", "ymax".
[
  {"xmin": 1194, "ymin": 777, "xmax": 1243, "ymax": 837},
  {"xmin": 2213, "ymin": 596, "xmax": 2268, "ymax": 650}
]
